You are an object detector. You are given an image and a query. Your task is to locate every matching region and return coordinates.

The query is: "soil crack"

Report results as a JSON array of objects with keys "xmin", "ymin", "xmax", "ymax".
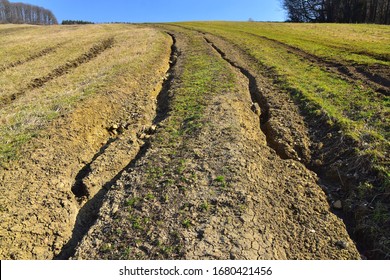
[
  {"xmin": 204, "ymin": 37, "xmax": 292, "ymax": 159},
  {"xmin": 55, "ymin": 32, "xmax": 179, "ymax": 260},
  {"xmin": 71, "ymin": 137, "xmax": 119, "ymax": 199}
]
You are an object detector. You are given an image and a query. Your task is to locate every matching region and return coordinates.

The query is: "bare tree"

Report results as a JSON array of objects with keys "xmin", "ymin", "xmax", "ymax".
[
  {"xmin": 0, "ymin": 0, "xmax": 58, "ymax": 25},
  {"xmin": 282, "ymin": 0, "xmax": 390, "ymax": 24}
]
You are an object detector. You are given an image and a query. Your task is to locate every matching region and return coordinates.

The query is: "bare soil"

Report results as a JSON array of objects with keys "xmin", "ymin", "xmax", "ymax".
[
  {"xmin": 0, "ymin": 30, "xmax": 171, "ymax": 259},
  {"xmin": 72, "ymin": 28, "xmax": 360, "ymax": 260},
  {"xmin": 2, "ymin": 24, "xmax": 385, "ymax": 260}
]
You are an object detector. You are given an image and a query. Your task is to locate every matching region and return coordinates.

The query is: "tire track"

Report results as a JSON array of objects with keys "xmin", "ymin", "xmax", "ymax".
[
  {"xmin": 204, "ymin": 37, "xmax": 298, "ymax": 161},
  {"xmin": 241, "ymin": 31, "xmax": 389, "ymax": 96},
  {"xmin": 0, "ymin": 45, "xmax": 59, "ymax": 73},
  {"xmin": 0, "ymin": 38, "xmax": 115, "ymax": 109},
  {"xmin": 71, "ymin": 28, "xmax": 361, "ymax": 260},
  {"xmin": 203, "ymin": 34, "xmax": 389, "ymax": 259},
  {"xmin": 56, "ymin": 32, "xmax": 178, "ymax": 260},
  {"xmin": 204, "ymin": 35, "xmax": 364, "ymax": 258},
  {"xmin": 203, "ymin": 34, "xmax": 309, "ymax": 164}
]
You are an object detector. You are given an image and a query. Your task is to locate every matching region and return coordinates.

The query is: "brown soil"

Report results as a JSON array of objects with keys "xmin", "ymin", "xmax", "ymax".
[
  {"xmin": 0, "ymin": 33, "xmax": 172, "ymax": 259},
  {"xmin": 72, "ymin": 28, "xmax": 360, "ymax": 260},
  {"xmin": 2, "ymin": 24, "xmax": 381, "ymax": 260}
]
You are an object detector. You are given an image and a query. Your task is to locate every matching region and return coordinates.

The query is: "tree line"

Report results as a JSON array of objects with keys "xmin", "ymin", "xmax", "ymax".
[
  {"xmin": 282, "ymin": 0, "xmax": 390, "ymax": 24},
  {"xmin": 0, "ymin": 0, "xmax": 58, "ymax": 25},
  {"xmin": 62, "ymin": 20, "xmax": 94, "ymax": 25}
]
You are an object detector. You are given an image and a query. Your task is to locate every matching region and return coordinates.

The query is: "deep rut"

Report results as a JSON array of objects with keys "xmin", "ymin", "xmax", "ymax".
[
  {"xmin": 204, "ymin": 33, "xmax": 368, "ymax": 253},
  {"xmin": 204, "ymin": 37, "xmax": 289, "ymax": 159},
  {"xmin": 72, "ymin": 28, "xmax": 360, "ymax": 260},
  {"xmin": 56, "ymin": 33, "xmax": 179, "ymax": 260},
  {"xmin": 202, "ymin": 33, "xmax": 389, "ymax": 258},
  {"xmin": 0, "ymin": 27, "xmax": 173, "ymax": 260}
]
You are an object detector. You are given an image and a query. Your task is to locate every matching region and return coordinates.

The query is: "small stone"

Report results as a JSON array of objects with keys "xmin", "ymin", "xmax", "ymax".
[
  {"xmin": 336, "ymin": 240, "xmax": 349, "ymax": 249},
  {"xmin": 147, "ymin": 125, "xmax": 157, "ymax": 134},
  {"xmin": 251, "ymin": 102, "xmax": 261, "ymax": 116},
  {"xmin": 112, "ymin": 205, "xmax": 119, "ymax": 215},
  {"xmin": 117, "ymin": 125, "xmax": 124, "ymax": 134},
  {"xmin": 139, "ymin": 133, "xmax": 147, "ymax": 139},
  {"xmin": 333, "ymin": 200, "xmax": 343, "ymax": 210}
]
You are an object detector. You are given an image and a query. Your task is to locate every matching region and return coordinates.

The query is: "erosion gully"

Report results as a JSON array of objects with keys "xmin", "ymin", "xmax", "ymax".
[
  {"xmin": 203, "ymin": 34, "xmax": 364, "ymax": 257},
  {"xmin": 203, "ymin": 38, "xmax": 273, "ymax": 152},
  {"xmin": 56, "ymin": 33, "xmax": 178, "ymax": 259},
  {"xmin": 58, "ymin": 29, "xmax": 361, "ymax": 259}
]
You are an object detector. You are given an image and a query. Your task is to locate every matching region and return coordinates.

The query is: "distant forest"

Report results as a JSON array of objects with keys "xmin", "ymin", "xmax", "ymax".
[
  {"xmin": 283, "ymin": 0, "xmax": 390, "ymax": 24},
  {"xmin": 0, "ymin": 0, "xmax": 57, "ymax": 25},
  {"xmin": 62, "ymin": 20, "xmax": 94, "ymax": 25}
]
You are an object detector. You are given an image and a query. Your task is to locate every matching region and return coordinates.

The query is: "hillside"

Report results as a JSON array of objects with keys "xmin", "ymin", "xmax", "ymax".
[{"xmin": 0, "ymin": 22, "xmax": 388, "ymax": 260}]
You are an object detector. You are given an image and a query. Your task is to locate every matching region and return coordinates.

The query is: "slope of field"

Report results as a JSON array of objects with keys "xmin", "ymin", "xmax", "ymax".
[
  {"xmin": 72, "ymin": 26, "xmax": 360, "ymax": 260},
  {"xmin": 175, "ymin": 22, "xmax": 390, "ymax": 259},
  {"xmin": 0, "ymin": 22, "xmax": 388, "ymax": 260},
  {"xmin": 0, "ymin": 24, "xmax": 172, "ymax": 259}
]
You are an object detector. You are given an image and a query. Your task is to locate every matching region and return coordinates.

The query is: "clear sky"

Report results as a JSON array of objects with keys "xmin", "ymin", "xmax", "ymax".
[{"xmin": 18, "ymin": 0, "xmax": 286, "ymax": 23}]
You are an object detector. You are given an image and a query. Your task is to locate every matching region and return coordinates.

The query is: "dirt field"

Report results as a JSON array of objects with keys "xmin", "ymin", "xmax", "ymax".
[
  {"xmin": 0, "ymin": 24, "xmax": 172, "ymax": 259},
  {"xmin": 0, "ymin": 23, "xmax": 388, "ymax": 260}
]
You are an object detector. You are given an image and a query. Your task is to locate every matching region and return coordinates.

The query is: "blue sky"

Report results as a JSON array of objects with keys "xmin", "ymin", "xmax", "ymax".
[{"xmin": 19, "ymin": 0, "xmax": 286, "ymax": 23}]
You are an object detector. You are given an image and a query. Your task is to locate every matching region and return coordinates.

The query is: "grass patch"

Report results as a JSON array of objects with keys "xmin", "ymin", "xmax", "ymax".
[
  {"xmin": 214, "ymin": 175, "xmax": 227, "ymax": 188},
  {"xmin": 179, "ymin": 22, "xmax": 390, "ymax": 66},
  {"xmin": 178, "ymin": 21, "xmax": 389, "ymax": 182},
  {"xmin": 176, "ymin": 21, "xmax": 390, "ymax": 259}
]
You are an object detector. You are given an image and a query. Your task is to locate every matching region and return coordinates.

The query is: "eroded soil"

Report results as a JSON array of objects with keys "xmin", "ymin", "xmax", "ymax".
[
  {"xmin": 0, "ymin": 28, "xmax": 172, "ymax": 259},
  {"xmin": 2, "ymin": 24, "xmax": 384, "ymax": 260},
  {"xmin": 73, "ymin": 27, "xmax": 360, "ymax": 260}
]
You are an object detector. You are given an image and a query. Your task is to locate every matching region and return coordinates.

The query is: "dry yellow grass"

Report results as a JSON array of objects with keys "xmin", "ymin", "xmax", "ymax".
[
  {"xmin": 0, "ymin": 24, "xmax": 170, "ymax": 164},
  {"xmin": 0, "ymin": 23, "xmax": 172, "ymax": 259}
]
